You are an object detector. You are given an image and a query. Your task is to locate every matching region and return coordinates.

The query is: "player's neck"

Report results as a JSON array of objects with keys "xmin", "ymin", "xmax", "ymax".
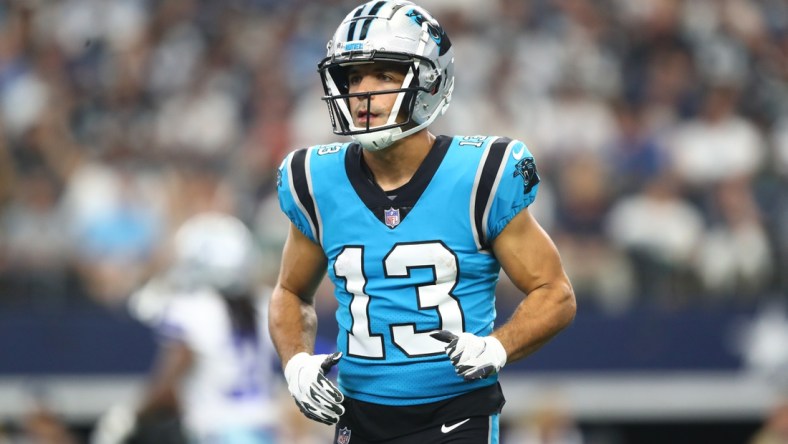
[{"xmin": 362, "ymin": 130, "xmax": 436, "ymax": 192}]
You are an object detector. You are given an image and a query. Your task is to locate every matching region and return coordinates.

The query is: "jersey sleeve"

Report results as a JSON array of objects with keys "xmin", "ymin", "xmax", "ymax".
[
  {"xmin": 276, "ymin": 148, "xmax": 319, "ymax": 243},
  {"xmin": 154, "ymin": 292, "xmax": 216, "ymax": 349},
  {"xmin": 485, "ymin": 138, "xmax": 540, "ymax": 243}
]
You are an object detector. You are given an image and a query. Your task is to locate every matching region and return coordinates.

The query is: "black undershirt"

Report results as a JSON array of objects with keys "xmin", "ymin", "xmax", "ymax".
[{"xmin": 359, "ymin": 154, "xmax": 405, "ymax": 200}]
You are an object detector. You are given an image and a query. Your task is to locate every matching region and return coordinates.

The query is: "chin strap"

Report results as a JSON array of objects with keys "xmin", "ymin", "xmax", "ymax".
[
  {"xmin": 353, "ymin": 96, "xmax": 447, "ymax": 151},
  {"xmin": 354, "ymin": 127, "xmax": 401, "ymax": 151}
]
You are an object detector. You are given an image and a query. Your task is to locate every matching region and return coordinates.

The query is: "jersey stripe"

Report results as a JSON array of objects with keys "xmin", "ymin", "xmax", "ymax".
[
  {"xmin": 481, "ymin": 139, "xmax": 516, "ymax": 248},
  {"xmin": 289, "ymin": 148, "xmax": 321, "ymax": 244},
  {"xmin": 471, "ymin": 137, "xmax": 512, "ymax": 250},
  {"xmin": 304, "ymin": 146, "xmax": 324, "ymax": 245},
  {"xmin": 470, "ymin": 137, "xmax": 497, "ymax": 251}
]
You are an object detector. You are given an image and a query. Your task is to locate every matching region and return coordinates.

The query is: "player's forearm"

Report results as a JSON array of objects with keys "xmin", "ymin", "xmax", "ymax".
[
  {"xmin": 492, "ymin": 280, "xmax": 576, "ymax": 364},
  {"xmin": 268, "ymin": 285, "xmax": 318, "ymax": 368},
  {"xmin": 136, "ymin": 387, "xmax": 178, "ymax": 420}
]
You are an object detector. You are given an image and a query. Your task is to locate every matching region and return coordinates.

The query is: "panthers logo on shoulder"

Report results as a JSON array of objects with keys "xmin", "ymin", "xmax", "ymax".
[{"xmin": 513, "ymin": 158, "xmax": 540, "ymax": 194}]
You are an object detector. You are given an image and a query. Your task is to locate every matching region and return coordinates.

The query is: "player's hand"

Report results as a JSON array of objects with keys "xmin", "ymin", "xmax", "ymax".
[
  {"xmin": 284, "ymin": 351, "xmax": 345, "ymax": 425},
  {"xmin": 90, "ymin": 404, "xmax": 136, "ymax": 444},
  {"xmin": 431, "ymin": 330, "xmax": 507, "ymax": 380}
]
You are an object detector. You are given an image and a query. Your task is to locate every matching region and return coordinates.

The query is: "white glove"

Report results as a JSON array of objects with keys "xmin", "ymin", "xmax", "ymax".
[
  {"xmin": 431, "ymin": 330, "xmax": 507, "ymax": 380},
  {"xmin": 127, "ymin": 275, "xmax": 173, "ymax": 326},
  {"xmin": 284, "ymin": 351, "xmax": 345, "ymax": 425},
  {"xmin": 90, "ymin": 404, "xmax": 136, "ymax": 444}
]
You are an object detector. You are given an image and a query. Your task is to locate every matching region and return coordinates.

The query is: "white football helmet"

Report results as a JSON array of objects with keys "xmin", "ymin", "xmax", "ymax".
[
  {"xmin": 319, "ymin": 0, "xmax": 455, "ymax": 151},
  {"xmin": 168, "ymin": 212, "xmax": 259, "ymax": 295}
]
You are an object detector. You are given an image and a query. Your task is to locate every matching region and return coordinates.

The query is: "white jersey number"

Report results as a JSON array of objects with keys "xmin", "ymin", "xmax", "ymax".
[{"xmin": 334, "ymin": 242, "xmax": 465, "ymax": 359}]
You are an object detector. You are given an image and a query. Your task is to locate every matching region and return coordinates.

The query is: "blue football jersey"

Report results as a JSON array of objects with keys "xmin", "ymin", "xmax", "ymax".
[{"xmin": 277, "ymin": 135, "xmax": 540, "ymax": 405}]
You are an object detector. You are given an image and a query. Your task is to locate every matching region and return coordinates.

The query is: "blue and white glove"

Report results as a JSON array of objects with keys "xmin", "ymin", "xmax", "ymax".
[
  {"xmin": 431, "ymin": 330, "xmax": 507, "ymax": 380},
  {"xmin": 284, "ymin": 351, "xmax": 345, "ymax": 425}
]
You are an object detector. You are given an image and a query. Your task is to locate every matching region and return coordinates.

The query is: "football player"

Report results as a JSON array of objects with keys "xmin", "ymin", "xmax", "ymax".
[
  {"xmin": 269, "ymin": 1, "xmax": 577, "ymax": 443},
  {"xmin": 92, "ymin": 213, "xmax": 280, "ymax": 444}
]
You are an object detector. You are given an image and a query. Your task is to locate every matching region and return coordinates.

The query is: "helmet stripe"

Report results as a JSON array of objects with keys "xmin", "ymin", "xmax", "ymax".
[
  {"xmin": 358, "ymin": 1, "xmax": 387, "ymax": 40},
  {"xmin": 368, "ymin": 1, "xmax": 387, "ymax": 15},
  {"xmin": 346, "ymin": 5, "xmax": 366, "ymax": 41}
]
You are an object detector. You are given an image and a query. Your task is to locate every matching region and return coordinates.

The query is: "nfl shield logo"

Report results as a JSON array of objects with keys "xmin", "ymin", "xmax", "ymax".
[
  {"xmin": 384, "ymin": 207, "xmax": 400, "ymax": 228},
  {"xmin": 337, "ymin": 427, "xmax": 352, "ymax": 444}
]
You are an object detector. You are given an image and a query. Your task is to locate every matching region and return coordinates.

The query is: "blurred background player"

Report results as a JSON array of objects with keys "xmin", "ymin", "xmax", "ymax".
[{"xmin": 91, "ymin": 212, "xmax": 281, "ymax": 444}]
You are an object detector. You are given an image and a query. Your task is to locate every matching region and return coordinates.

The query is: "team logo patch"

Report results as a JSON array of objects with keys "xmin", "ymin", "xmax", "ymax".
[
  {"xmin": 405, "ymin": 8, "xmax": 451, "ymax": 55},
  {"xmin": 337, "ymin": 427, "xmax": 352, "ymax": 444},
  {"xmin": 384, "ymin": 207, "xmax": 401, "ymax": 228},
  {"xmin": 513, "ymin": 158, "xmax": 540, "ymax": 194}
]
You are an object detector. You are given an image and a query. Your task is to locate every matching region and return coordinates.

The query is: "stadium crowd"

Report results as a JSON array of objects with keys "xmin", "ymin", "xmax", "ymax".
[{"xmin": 0, "ymin": 0, "xmax": 786, "ymax": 317}]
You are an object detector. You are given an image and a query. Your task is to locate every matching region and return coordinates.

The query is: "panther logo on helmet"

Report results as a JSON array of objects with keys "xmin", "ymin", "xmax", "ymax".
[{"xmin": 405, "ymin": 9, "xmax": 451, "ymax": 55}]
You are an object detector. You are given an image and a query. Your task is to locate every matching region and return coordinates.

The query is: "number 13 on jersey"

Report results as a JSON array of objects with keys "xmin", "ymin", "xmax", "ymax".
[{"xmin": 334, "ymin": 241, "xmax": 466, "ymax": 359}]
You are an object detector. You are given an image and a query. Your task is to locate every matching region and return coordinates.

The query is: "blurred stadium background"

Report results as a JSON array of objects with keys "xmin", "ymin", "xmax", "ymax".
[{"xmin": 1, "ymin": 0, "xmax": 787, "ymax": 442}]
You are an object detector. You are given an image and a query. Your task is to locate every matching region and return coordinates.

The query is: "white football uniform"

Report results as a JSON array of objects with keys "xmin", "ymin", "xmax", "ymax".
[{"xmin": 156, "ymin": 287, "xmax": 280, "ymax": 443}]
